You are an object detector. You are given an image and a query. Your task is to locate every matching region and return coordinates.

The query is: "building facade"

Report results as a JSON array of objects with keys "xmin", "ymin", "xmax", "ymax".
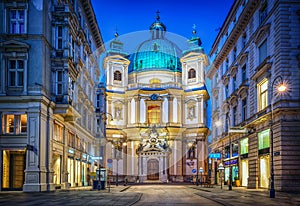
[
  {"xmin": 0, "ymin": 0, "xmax": 104, "ymax": 192},
  {"xmin": 208, "ymin": 0, "xmax": 300, "ymax": 192},
  {"xmin": 102, "ymin": 14, "xmax": 210, "ymax": 184}
]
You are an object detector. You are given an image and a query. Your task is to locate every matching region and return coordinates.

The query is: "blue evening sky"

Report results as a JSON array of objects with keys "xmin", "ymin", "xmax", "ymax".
[
  {"xmin": 91, "ymin": 0, "xmax": 234, "ymax": 132},
  {"xmin": 91, "ymin": 0, "xmax": 234, "ymax": 54}
]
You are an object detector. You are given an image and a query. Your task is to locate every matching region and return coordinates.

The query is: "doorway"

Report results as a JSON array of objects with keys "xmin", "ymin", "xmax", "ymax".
[
  {"xmin": 147, "ymin": 159, "xmax": 159, "ymax": 180},
  {"xmin": 2, "ymin": 150, "xmax": 26, "ymax": 190}
]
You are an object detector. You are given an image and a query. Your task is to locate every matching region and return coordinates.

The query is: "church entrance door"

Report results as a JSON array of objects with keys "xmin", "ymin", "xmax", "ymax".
[{"xmin": 147, "ymin": 159, "xmax": 159, "ymax": 180}]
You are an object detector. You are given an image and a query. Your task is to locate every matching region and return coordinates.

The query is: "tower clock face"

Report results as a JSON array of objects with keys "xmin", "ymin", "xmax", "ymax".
[{"xmin": 150, "ymin": 93, "xmax": 159, "ymax": 101}]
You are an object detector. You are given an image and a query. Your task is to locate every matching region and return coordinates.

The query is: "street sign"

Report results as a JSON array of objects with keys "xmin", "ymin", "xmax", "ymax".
[
  {"xmin": 209, "ymin": 153, "xmax": 221, "ymax": 159},
  {"xmin": 107, "ymin": 158, "xmax": 113, "ymax": 163},
  {"xmin": 192, "ymin": 169, "xmax": 197, "ymax": 174},
  {"xmin": 107, "ymin": 163, "xmax": 113, "ymax": 168}
]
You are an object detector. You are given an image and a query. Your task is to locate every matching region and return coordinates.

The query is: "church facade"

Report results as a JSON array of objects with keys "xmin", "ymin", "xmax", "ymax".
[{"xmin": 102, "ymin": 14, "xmax": 210, "ymax": 183}]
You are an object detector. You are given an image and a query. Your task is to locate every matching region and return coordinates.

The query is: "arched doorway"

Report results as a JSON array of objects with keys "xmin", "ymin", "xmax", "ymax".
[{"xmin": 147, "ymin": 159, "xmax": 159, "ymax": 180}]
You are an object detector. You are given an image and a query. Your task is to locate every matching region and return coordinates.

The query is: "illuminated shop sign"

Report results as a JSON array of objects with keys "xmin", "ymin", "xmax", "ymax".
[{"xmin": 225, "ymin": 159, "xmax": 237, "ymax": 165}]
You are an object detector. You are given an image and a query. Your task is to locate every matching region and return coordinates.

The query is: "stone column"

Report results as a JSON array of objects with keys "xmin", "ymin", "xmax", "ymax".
[
  {"xmin": 134, "ymin": 97, "xmax": 140, "ymax": 124},
  {"xmin": 62, "ymin": 126, "xmax": 69, "ymax": 189},
  {"xmin": 168, "ymin": 96, "xmax": 173, "ymax": 123}
]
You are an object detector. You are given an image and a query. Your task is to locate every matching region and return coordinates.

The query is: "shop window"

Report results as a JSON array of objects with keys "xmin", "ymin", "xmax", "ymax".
[
  {"xmin": 257, "ymin": 79, "xmax": 268, "ymax": 111},
  {"xmin": 2, "ymin": 114, "xmax": 27, "ymax": 134},
  {"xmin": 258, "ymin": 129, "xmax": 270, "ymax": 150},
  {"xmin": 188, "ymin": 68, "xmax": 196, "ymax": 79},
  {"xmin": 240, "ymin": 138, "xmax": 248, "ymax": 155},
  {"xmin": 147, "ymin": 105, "xmax": 160, "ymax": 124},
  {"xmin": 232, "ymin": 143, "xmax": 239, "ymax": 157},
  {"xmin": 114, "ymin": 70, "xmax": 122, "ymax": 81}
]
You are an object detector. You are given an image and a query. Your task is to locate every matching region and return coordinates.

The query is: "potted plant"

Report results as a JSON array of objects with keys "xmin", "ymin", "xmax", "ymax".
[{"xmin": 234, "ymin": 176, "xmax": 240, "ymax": 187}]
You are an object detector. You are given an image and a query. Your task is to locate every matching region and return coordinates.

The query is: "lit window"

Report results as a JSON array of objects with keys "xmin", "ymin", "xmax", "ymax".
[
  {"xmin": 9, "ymin": 9, "xmax": 25, "ymax": 34},
  {"xmin": 258, "ymin": 129, "xmax": 270, "ymax": 150},
  {"xmin": 54, "ymin": 123, "xmax": 63, "ymax": 142},
  {"xmin": 188, "ymin": 68, "xmax": 196, "ymax": 79},
  {"xmin": 2, "ymin": 114, "xmax": 27, "ymax": 134},
  {"xmin": 114, "ymin": 70, "xmax": 122, "ymax": 81},
  {"xmin": 147, "ymin": 105, "xmax": 160, "ymax": 124},
  {"xmin": 240, "ymin": 138, "xmax": 248, "ymax": 155},
  {"xmin": 257, "ymin": 79, "xmax": 268, "ymax": 111},
  {"xmin": 8, "ymin": 60, "xmax": 24, "ymax": 87}
]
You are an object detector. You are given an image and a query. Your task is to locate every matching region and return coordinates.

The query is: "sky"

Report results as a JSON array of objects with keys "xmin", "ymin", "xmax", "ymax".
[
  {"xmin": 91, "ymin": 0, "xmax": 234, "ymax": 54},
  {"xmin": 90, "ymin": 0, "xmax": 234, "ymax": 133}
]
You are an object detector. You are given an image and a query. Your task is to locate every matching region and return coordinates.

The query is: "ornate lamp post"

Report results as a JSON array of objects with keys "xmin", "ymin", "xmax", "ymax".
[{"xmin": 269, "ymin": 76, "xmax": 287, "ymax": 198}]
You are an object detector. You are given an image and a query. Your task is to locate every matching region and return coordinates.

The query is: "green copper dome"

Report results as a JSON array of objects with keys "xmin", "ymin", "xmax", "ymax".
[{"xmin": 128, "ymin": 13, "xmax": 182, "ymax": 73}]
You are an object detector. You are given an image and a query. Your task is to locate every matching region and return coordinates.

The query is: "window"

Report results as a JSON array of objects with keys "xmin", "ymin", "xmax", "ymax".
[
  {"xmin": 2, "ymin": 114, "xmax": 27, "ymax": 134},
  {"xmin": 258, "ymin": 129, "xmax": 270, "ymax": 150},
  {"xmin": 258, "ymin": 79, "xmax": 268, "ymax": 111},
  {"xmin": 8, "ymin": 60, "xmax": 24, "ymax": 87},
  {"xmin": 240, "ymin": 138, "xmax": 248, "ymax": 155},
  {"xmin": 54, "ymin": 123, "xmax": 63, "ymax": 142},
  {"xmin": 96, "ymin": 94, "xmax": 100, "ymax": 108},
  {"xmin": 56, "ymin": 71, "xmax": 64, "ymax": 95},
  {"xmin": 232, "ymin": 143, "xmax": 239, "ymax": 157},
  {"xmin": 242, "ymin": 33, "xmax": 247, "ymax": 48},
  {"xmin": 9, "ymin": 9, "xmax": 25, "ymax": 34},
  {"xmin": 225, "ymin": 85, "xmax": 229, "ymax": 98},
  {"xmin": 233, "ymin": 75, "xmax": 237, "ymax": 91},
  {"xmin": 259, "ymin": 3, "xmax": 268, "ymax": 25},
  {"xmin": 233, "ymin": 47, "xmax": 237, "ymax": 61},
  {"xmin": 242, "ymin": 98, "xmax": 247, "ymax": 121},
  {"xmin": 68, "ymin": 77, "xmax": 74, "ymax": 103},
  {"xmin": 188, "ymin": 68, "xmax": 196, "ymax": 79},
  {"xmin": 242, "ymin": 65, "xmax": 246, "ymax": 83},
  {"xmin": 57, "ymin": 26, "xmax": 63, "ymax": 49},
  {"xmin": 68, "ymin": 132, "xmax": 75, "ymax": 147},
  {"xmin": 233, "ymin": 106, "xmax": 238, "ymax": 126},
  {"xmin": 259, "ymin": 40, "xmax": 267, "ymax": 64},
  {"xmin": 114, "ymin": 70, "xmax": 122, "ymax": 81},
  {"xmin": 148, "ymin": 105, "xmax": 160, "ymax": 124},
  {"xmin": 225, "ymin": 59, "xmax": 229, "ymax": 71}
]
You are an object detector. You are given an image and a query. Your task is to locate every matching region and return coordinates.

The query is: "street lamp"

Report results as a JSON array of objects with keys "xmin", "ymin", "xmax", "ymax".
[
  {"xmin": 98, "ymin": 112, "xmax": 114, "ymax": 190},
  {"xmin": 269, "ymin": 76, "xmax": 287, "ymax": 198},
  {"xmin": 226, "ymin": 113, "xmax": 232, "ymax": 191}
]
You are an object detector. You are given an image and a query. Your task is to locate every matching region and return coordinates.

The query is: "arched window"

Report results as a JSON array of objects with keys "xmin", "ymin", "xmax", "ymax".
[
  {"xmin": 114, "ymin": 70, "xmax": 122, "ymax": 81},
  {"xmin": 188, "ymin": 68, "xmax": 196, "ymax": 79}
]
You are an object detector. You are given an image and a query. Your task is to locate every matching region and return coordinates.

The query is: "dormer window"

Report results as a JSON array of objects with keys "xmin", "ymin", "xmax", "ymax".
[
  {"xmin": 188, "ymin": 68, "xmax": 196, "ymax": 79},
  {"xmin": 114, "ymin": 70, "xmax": 122, "ymax": 81}
]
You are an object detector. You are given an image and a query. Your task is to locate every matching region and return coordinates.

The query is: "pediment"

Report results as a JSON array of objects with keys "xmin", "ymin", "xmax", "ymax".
[
  {"xmin": 254, "ymin": 24, "xmax": 270, "ymax": 45},
  {"xmin": 1, "ymin": 40, "xmax": 30, "ymax": 49}
]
